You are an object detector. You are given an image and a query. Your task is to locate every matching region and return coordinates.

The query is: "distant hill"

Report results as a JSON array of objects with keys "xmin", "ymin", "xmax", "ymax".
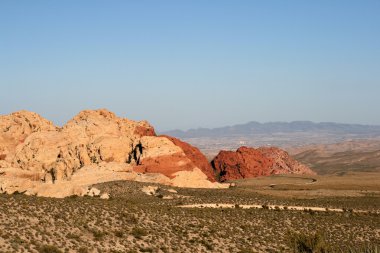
[
  {"xmin": 294, "ymin": 148, "xmax": 380, "ymax": 175},
  {"xmin": 162, "ymin": 121, "xmax": 380, "ymax": 138}
]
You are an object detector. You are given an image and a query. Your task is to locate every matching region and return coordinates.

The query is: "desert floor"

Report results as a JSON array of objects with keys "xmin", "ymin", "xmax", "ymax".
[{"xmin": 0, "ymin": 172, "xmax": 379, "ymax": 253}]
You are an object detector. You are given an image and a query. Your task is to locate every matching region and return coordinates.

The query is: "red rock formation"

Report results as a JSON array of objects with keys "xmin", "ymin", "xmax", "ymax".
[
  {"xmin": 133, "ymin": 135, "xmax": 216, "ymax": 181},
  {"xmin": 134, "ymin": 124, "xmax": 156, "ymax": 137},
  {"xmin": 211, "ymin": 146, "xmax": 315, "ymax": 182},
  {"xmin": 160, "ymin": 135, "xmax": 216, "ymax": 181},
  {"xmin": 134, "ymin": 154, "xmax": 196, "ymax": 178},
  {"xmin": 257, "ymin": 147, "xmax": 315, "ymax": 175},
  {"xmin": 211, "ymin": 147, "xmax": 273, "ymax": 181}
]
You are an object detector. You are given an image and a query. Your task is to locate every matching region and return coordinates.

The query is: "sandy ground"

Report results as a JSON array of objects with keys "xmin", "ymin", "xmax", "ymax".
[{"xmin": 231, "ymin": 173, "xmax": 380, "ymax": 198}]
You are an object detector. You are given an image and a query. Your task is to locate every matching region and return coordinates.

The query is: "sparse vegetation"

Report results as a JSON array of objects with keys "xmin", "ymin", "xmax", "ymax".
[
  {"xmin": 131, "ymin": 227, "xmax": 148, "ymax": 239},
  {"xmin": 37, "ymin": 245, "xmax": 62, "ymax": 253},
  {"xmin": 0, "ymin": 178, "xmax": 378, "ymax": 252},
  {"xmin": 286, "ymin": 231, "xmax": 329, "ymax": 253}
]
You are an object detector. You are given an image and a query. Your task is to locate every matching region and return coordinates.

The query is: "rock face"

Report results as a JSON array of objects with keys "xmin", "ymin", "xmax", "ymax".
[
  {"xmin": 0, "ymin": 109, "xmax": 226, "ymax": 197},
  {"xmin": 211, "ymin": 146, "xmax": 315, "ymax": 182},
  {"xmin": 10, "ymin": 109, "xmax": 156, "ymax": 182},
  {"xmin": 160, "ymin": 135, "xmax": 215, "ymax": 181},
  {"xmin": 0, "ymin": 111, "xmax": 56, "ymax": 166},
  {"xmin": 257, "ymin": 147, "xmax": 315, "ymax": 175}
]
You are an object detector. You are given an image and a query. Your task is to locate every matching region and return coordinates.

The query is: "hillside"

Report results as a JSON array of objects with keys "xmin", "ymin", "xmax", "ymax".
[{"xmin": 291, "ymin": 140, "xmax": 380, "ymax": 175}]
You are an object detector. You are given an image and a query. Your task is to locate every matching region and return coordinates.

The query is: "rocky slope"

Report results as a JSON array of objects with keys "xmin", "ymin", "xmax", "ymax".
[
  {"xmin": 0, "ymin": 109, "xmax": 225, "ymax": 197},
  {"xmin": 160, "ymin": 135, "xmax": 215, "ymax": 182},
  {"xmin": 211, "ymin": 146, "xmax": 315, "ymax": 182}
]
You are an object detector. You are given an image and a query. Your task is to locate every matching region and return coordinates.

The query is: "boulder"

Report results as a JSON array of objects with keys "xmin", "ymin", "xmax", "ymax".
[
  {"xmin": 100, "ymin": 193, "xmax": 110, "ymax": 199},
  {"xmin": 88, "ymin": 187, "xmax": 101, "ymax": 197},
  {"xmin": 167, "ymin": 188, "xmax": 178, "ymax": 194},
  {"xmin": 141, "ymin": 185, "xmax": 160, "ymax": 196}
]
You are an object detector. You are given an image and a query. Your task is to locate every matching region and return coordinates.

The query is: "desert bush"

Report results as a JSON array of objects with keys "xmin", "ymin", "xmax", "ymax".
[
  {"xmin": 238, "ymin": 248, "xmax": 254, "ymax": 253},
  {"xmin": 139, "ymin": 247, "xmax": 154, "ymax": 252},
  {"xmin": 286, "ymin": 230, "xmax": 329, "ymax": 253},
  {"xmin": 114, "ymin": 230, "xmax": 124, "ymax": 238},
  {"xmin": 345, "ymin": 245, "xmax": 380, "ymax": 253},
  {"xmin": 78, "ymin": 247, "xmax": 89, "ymax": 253},
  {"xmin": 131, "ymin": 227, "xmax": 148, "ymax": 239},
  {"xmin": 66, "ymin": 232, "xmax": 80, "ymax": 240},
  {"xmin": 91, "ymin": 229, "xmax": 106, "ymax": 241},
  {"xmin": 200, "ymin": 239, "xmax": 214, "ymax": 250},
  {"xmin": 37, "ymin": 244, "xmax": 63, "ymax": 253}
]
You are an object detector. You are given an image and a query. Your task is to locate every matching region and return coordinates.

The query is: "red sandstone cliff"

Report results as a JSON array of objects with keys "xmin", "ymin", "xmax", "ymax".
[
  {"xmin": 211, "ymin": 146, "xmax": 315, "ymax": 182},
  {"xmin": 160, "ymin": 135, "xmax": 215, "ymax": 182}
]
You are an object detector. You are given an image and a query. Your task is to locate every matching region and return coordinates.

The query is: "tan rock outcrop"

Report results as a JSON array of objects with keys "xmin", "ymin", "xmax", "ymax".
[
  {"xmin": 0, "ymin": 109, "xmax": 226, "ymax": 197},
  {"xmin": 0, "ymin": 110, "xmax": 56, "ymax": 164},
  {"xmin": 11, "ymin": 109, "xmax": 156, "ymax": 182}
]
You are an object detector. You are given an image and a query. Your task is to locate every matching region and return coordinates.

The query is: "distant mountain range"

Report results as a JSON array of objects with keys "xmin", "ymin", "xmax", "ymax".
[{"xmin": 162, "ymin": 121, "xmax": 380, "ymax": 138}]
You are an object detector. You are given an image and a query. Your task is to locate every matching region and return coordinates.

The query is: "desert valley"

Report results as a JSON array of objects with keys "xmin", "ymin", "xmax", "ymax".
[
  {"xmin": 0, "ymin": 109, "xmax": 379, "ymax": 253},
  {"xmin": 2, "ymin": 1, "xmax": 380, "ymax": 252}
]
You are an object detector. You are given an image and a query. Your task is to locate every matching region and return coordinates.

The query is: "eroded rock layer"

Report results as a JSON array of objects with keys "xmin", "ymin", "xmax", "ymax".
[
  {"xmin": 211, "ymin": 146, "xmax": 315, "ymax": 182},
  {"xmin": 160, "ymin": 135, "xmax": 216, "ymax": 182}
]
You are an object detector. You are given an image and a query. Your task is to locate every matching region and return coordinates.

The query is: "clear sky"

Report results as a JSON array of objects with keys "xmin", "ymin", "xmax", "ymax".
[{"xmin": 1, "ymin": 1, "xmax": 379, "ymax": 131}]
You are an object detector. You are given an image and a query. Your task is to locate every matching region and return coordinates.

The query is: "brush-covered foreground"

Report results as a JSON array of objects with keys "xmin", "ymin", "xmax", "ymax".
[{"xmin": 0, "ymin": 173, "xmax": 379, "ymax": 253}]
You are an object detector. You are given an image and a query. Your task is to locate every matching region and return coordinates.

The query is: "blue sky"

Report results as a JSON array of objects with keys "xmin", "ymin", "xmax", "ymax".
[{"xmin": 1, "ymin": 1, "xmax": 379, "ymax": 130}]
